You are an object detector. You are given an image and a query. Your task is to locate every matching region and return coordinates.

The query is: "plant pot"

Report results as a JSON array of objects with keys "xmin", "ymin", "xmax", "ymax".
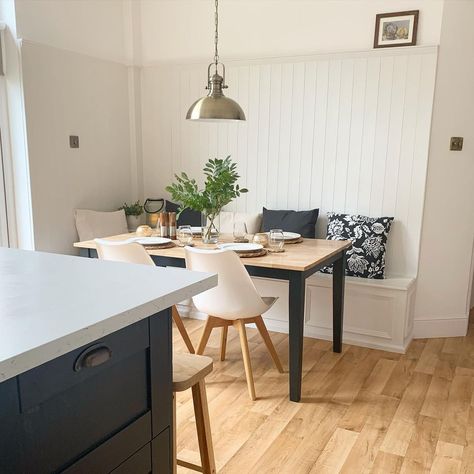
[
  {"xmin": 126, "ymin": 214, "xmax": 143, "ymax": 231},
  {"xmin": 201, "ymin": 212, "xmax": 220, "ymax": 244}
]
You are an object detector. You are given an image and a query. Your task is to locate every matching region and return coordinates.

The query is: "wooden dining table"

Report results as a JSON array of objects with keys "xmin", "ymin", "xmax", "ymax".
[{"xmin": 74, "ymin": 234, "xmax": 351, "ymax": 402}]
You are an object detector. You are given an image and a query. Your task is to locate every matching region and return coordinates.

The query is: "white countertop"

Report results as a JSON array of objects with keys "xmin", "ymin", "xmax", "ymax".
[{"xmin": 0, "ymin": 247, "xmax": 217, "ymax": 382}]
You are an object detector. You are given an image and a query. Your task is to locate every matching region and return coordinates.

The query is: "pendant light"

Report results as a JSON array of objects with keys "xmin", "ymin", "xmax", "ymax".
[{"xmin": 186, "ymin": 0, "xmax": 246, "ymax": 122}]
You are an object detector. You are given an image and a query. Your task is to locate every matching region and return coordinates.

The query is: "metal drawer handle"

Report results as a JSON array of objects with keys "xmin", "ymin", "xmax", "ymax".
[{"xmin": 74, "ymin": 344, "xmax": 112, "ymax": 372}]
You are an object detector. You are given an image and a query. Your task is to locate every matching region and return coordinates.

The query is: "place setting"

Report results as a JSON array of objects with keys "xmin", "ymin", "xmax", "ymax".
[
  {"xmin": 128, "ymin": 236, "xmax": 176, "ymax": 249},
  {"xmin": 278, "ymin": 231, "xmax": 303, "ymax": 244},
  {"xmin": 217, "ymin": 242, "xmax": 267, "ymax": 258}
]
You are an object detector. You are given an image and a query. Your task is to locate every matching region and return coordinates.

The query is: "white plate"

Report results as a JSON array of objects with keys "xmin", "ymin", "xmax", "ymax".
[
  {"xmin": 266, "ymin": 231, "xmax": 301, "ymax": 240},
  {"xmin": 190, "ymin": 227, "xmax": 202, "ymax": 234},
  {"xmin": 282, "ymin": 232, "xmax": 301, "ymax": 240},
  {"xmin": 130, "ymin": 237, "xmax": 171, "ymax": 246},
  {"xmin": 218, "ymin": 243, "xmax": 263, "ymax": 252}
]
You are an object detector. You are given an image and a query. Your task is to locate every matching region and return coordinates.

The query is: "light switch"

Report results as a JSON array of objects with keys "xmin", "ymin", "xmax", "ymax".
[
  {"xmin": 450, "ymin": 137, "xmax": 463, "ymax": 151},
  {"xmin": 69, "ymin": 135, "xmax": 79, "ymax": 149}
]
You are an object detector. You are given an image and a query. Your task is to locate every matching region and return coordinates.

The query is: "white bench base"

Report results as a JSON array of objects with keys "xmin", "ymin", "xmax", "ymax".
[{"xmin": 252, "ymin": 274, "xmax": 416, "ymax": 353}]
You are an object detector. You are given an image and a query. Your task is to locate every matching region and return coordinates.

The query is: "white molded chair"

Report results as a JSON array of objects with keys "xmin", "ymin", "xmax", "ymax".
[
  {"xmin": 185, "ymin": 247, "xmax": 284, "ymax": 400},
  {"xmin": 95, "ymin": 239, "xmax": 195, "ymax": 354}
]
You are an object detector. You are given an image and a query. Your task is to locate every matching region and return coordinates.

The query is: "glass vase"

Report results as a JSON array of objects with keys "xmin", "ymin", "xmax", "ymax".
[{"xmin": 201, "ymin": 211, "xmax": 220, "ymax": 244}]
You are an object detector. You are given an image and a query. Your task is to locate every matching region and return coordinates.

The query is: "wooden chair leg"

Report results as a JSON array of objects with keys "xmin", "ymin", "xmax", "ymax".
[
  {"xmin": 254, "ymin": 315, "xmax": 284, "ymax": 373},
  {"xmin": 196, "ymin": 317, "xmax": 215, "ymax": 355},
  {"xmin": 234, "ymin": 319, "xmax": 256, "ymax": 400},
  {"xmin": 172, "ymin": 306, "xmax": 195, "ymax": 354},
  {"xmin": 220, "ymin": 325, "xmax": 228, "ymax": 361},
  {"xmin": 191, "ymin": 380, "xmax": 216, "ymax": 474}
]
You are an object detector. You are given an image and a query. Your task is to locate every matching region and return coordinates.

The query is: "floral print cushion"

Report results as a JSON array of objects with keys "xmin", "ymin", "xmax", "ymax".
[{"xmin": 321, "ymin": 213, "xmax": 394, "ymax": 279}]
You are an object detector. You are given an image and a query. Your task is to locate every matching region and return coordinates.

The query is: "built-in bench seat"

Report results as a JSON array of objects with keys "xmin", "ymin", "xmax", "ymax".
[
  {"xmin": 252, "ymin": 273, "xmax": 416, "ymax": 353},
  {"xmin": 182, "ymin": 210, "xmax": 418, "ymax": 353}
]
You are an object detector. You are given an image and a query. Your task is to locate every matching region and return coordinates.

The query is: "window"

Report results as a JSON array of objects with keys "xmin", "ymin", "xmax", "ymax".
[{"xmin": 0, "ymin": 128, "xmax": 9, "ymax": 247}]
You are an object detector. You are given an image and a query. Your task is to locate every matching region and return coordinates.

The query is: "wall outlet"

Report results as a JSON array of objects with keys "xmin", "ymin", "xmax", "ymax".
[
  {"xmin": 450, "ymin": 137, "xmax": 463, "ymax": 151},
  {"xmin": 69, "ymin": 135, "xmax": 79, "ymax": 149}
]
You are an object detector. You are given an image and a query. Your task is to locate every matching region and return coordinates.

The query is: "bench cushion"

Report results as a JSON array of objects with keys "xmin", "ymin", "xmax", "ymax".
[
  {"xmin": 220, "ymin": 211, "xmax": 262, "ymax": 235},
  {"xmin": 321, "ymin": 212, "xmax": 394, "ymax": 279},
  {"xmin": 166, "ymin": 200, "xmax": 201, "ymax": 227},
  {"xmin": 75, "ymin": 209, "xmax": 128, "ymax": 241},
  {"xmin": 261, "ymin": 207, "xmax": 319, "ymax": 238}
]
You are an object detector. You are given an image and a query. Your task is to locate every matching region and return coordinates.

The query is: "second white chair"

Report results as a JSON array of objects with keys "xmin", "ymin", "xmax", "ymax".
[
  {"xmin": 95, "ymin": 239, "xmax": 195, "ymax": 354},
  {"xmin": 185, "ymin": 247, "xmax": 284, "ymax": 400}
]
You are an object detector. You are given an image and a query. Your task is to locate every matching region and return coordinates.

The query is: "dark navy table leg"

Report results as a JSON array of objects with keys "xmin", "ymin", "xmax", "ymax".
[
  {"xmin": 332, "ymin": 251, "xmax": 346, "ymax": 353},
  {"xmin": 288, "ymin": 271, "xmax": 305, "ymax": 402}
]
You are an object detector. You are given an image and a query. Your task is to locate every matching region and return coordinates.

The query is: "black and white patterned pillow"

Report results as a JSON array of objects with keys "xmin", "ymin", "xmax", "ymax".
[{"xmin": 321, "ymin": 213, "xmax": 394, "ymax": 279}]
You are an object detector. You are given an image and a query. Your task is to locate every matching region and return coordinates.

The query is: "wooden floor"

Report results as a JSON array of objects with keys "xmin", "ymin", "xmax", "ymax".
[{"xmin": 173, "ymin": 309, "xmax": 474, "ymax": 473}]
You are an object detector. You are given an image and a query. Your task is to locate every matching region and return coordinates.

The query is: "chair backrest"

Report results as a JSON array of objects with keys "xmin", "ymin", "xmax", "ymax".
[
  {"xmin": 75, "ymin": 209, "xmax": 128, "ymax": 241},
  {"xmin": 95, "ymin": 239, "xmax": 154, "ymax": 266},
  {"xmin": 185, "ymin": 247, "xmax": 266, "ymax": 319}
]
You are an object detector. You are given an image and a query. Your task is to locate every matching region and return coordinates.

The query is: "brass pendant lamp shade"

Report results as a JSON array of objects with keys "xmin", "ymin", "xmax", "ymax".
[{"xmin": 186, "ymin": 0, "xmax": 246, "ymax": 122}]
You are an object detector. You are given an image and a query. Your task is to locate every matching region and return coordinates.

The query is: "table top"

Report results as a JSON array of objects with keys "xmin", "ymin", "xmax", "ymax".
[
  {"xmin": 0, "ymin": 247, "xmax": 217, "ymax": 382},
  {"xmin": 74, "ymin": 233, "xmax": 351, "ymax": 272}
]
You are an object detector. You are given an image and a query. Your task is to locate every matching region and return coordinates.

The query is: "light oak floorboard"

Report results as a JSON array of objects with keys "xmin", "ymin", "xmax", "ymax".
[{"xmin": 174, "ymin": 310, "xmax": 474, "ymax": 473}]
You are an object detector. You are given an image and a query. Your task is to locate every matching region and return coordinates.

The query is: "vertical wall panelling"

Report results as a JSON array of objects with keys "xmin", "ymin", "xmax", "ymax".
[
  {"xmin": 333, "ymin": 59, "xmax": 354, "ymax": 213},
  {"xmin": 266, "ymin": 63, "xmax": 282, "ymax": 210},
  {"xmin": 143, "ymin": 46, "xmax": 438, "ymax": 278},
  {"xmin": 344, "ymin": 58, "xmax": 367, "ymax": 216},
  {"xmin": 256, "ymin": 64, "xmax": 271, "ymax": 212},
  {"xmin": 298, "ymin": 61, "xmax": 316, "ymax": 211},
  {"xmin": 287, "ymin": 62, "xmax": 304, "ymax": 211}
]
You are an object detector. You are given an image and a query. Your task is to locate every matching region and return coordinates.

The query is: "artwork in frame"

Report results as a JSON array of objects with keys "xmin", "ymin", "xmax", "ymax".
[{"xmin": 374, "ymin": 10, "xmax": 419, "ymax": 48}]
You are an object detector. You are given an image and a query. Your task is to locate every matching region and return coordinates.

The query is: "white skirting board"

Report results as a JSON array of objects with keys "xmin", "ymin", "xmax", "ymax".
[{"xmin": 413, "ymin": 316, "xmax": 469, "ymax": 338}]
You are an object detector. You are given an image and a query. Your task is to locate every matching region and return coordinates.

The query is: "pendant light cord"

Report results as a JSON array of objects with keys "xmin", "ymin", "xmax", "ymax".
[{"xmin": 214, "ymin": 0, "xmax": 219, "ymax": 72}]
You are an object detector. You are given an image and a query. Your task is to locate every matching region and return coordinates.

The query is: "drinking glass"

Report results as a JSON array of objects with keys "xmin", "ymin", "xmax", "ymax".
[
  {"xmin": 269, "ymin": 229, "xmax": 285, "ymax": 252},
  {"xmin": 177, "ymin": 225, "xmax": 193, "ymax": 246},
  {"xmin": 233, "ymin": 221, "xmax": 248, "ymax": 241}
]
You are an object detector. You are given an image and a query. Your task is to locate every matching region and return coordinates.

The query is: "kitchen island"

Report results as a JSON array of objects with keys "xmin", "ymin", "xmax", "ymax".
[{"xmin": 0, "ymin": 247, "xmax": 216, "ymax": 473}]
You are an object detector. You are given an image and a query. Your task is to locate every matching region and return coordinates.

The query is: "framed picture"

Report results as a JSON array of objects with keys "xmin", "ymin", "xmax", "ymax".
[{"xmin": 374, "ymin": 10, "xmax": 419, "ymax": 48}]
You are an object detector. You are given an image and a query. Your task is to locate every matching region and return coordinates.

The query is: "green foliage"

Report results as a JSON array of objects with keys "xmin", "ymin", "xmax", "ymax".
[
  {"xmin": 165, "ymin": 156, "xmax": 248, "ymax": 218},
  {"xmin": 119, "ymin": 200, "xmax": 143, "ymax": 216}
]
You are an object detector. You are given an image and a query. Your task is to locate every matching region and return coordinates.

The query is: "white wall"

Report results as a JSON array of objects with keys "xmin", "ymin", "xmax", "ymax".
[
  {"xmin": 413, "ymin": 0, "xmax": 474, "ymax": 337},
  {"xmin": 14, "ymin": 0, "xmax": 129, "ymax": 63},
  {"xmin": 21, "ymin": 41, "xmax": 132, "ymax": 254},
  {"xmin": 140, "ymin": 0, "xmax": 443, "ymax": 64},
  {"xmin": 0, "ymin": 0, "xmax": 138, "ymax": 254}
]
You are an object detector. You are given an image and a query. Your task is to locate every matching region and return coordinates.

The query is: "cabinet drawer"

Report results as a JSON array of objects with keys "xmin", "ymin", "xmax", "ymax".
[
  {"xmin": 0, "ymin": 378, "xmax": 23, "ymax": 472},
  {"xmin": 19, "ymin": 319, "xmax": 149, "ymax": 410},
  {"xmin": 18, "ymin": 320, "xmax": 150, "ymax": 473},
  {"xmin": 111, "ymin": 443, "xmax": 151, "ymax": 474},
  {"xmin": 152, "ymin": 428, "xmax": 171, "ymax": 474},
  {"xmin": 63, "ymin": 412, "xmax": 151, "ymax": 473}
]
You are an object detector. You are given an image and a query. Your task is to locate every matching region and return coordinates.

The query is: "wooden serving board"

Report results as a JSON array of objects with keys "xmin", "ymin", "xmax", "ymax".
[
  {"xmin": 143, "ymin": 242, "xmax": 177, "ymax": 250},
  {"xmin": 237, "ymin": 249, "xmax": 268, "ymax": 258},
  {"xmin": 285, "ymin": 238, "xmax": 304, "ymax": 244}
]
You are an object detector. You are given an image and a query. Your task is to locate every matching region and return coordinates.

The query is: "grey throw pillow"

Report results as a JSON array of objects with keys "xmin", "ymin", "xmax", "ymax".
[{"xmin": 261, "ymin": 207, "xmax": 319, "ymax": 238}]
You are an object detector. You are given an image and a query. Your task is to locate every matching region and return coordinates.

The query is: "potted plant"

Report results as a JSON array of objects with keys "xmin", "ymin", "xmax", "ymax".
[
  {"xmin": 119, "ymin": 200, "xmax": 144, "ymax": 231},
  {"xmin": 166, "ymin": 156, "xmax": 248, "ymax": 243}
]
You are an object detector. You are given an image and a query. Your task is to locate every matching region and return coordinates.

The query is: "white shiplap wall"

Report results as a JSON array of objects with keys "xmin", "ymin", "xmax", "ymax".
[{"xmin": 142, "ymin": 46, "xmax": 438, "ymax": 278}]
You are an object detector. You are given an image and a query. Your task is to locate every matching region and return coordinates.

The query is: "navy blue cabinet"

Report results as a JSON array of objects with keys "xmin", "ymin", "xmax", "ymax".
[{"xmin": 0, "ymin": 309, "xmax": 172, "ymax": 474}]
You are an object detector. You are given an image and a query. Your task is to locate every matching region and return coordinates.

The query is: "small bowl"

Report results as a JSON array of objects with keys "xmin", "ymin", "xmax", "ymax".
[{"xmin": 253, "ymin": 233, "xmax": 269, "ymax": 247}]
